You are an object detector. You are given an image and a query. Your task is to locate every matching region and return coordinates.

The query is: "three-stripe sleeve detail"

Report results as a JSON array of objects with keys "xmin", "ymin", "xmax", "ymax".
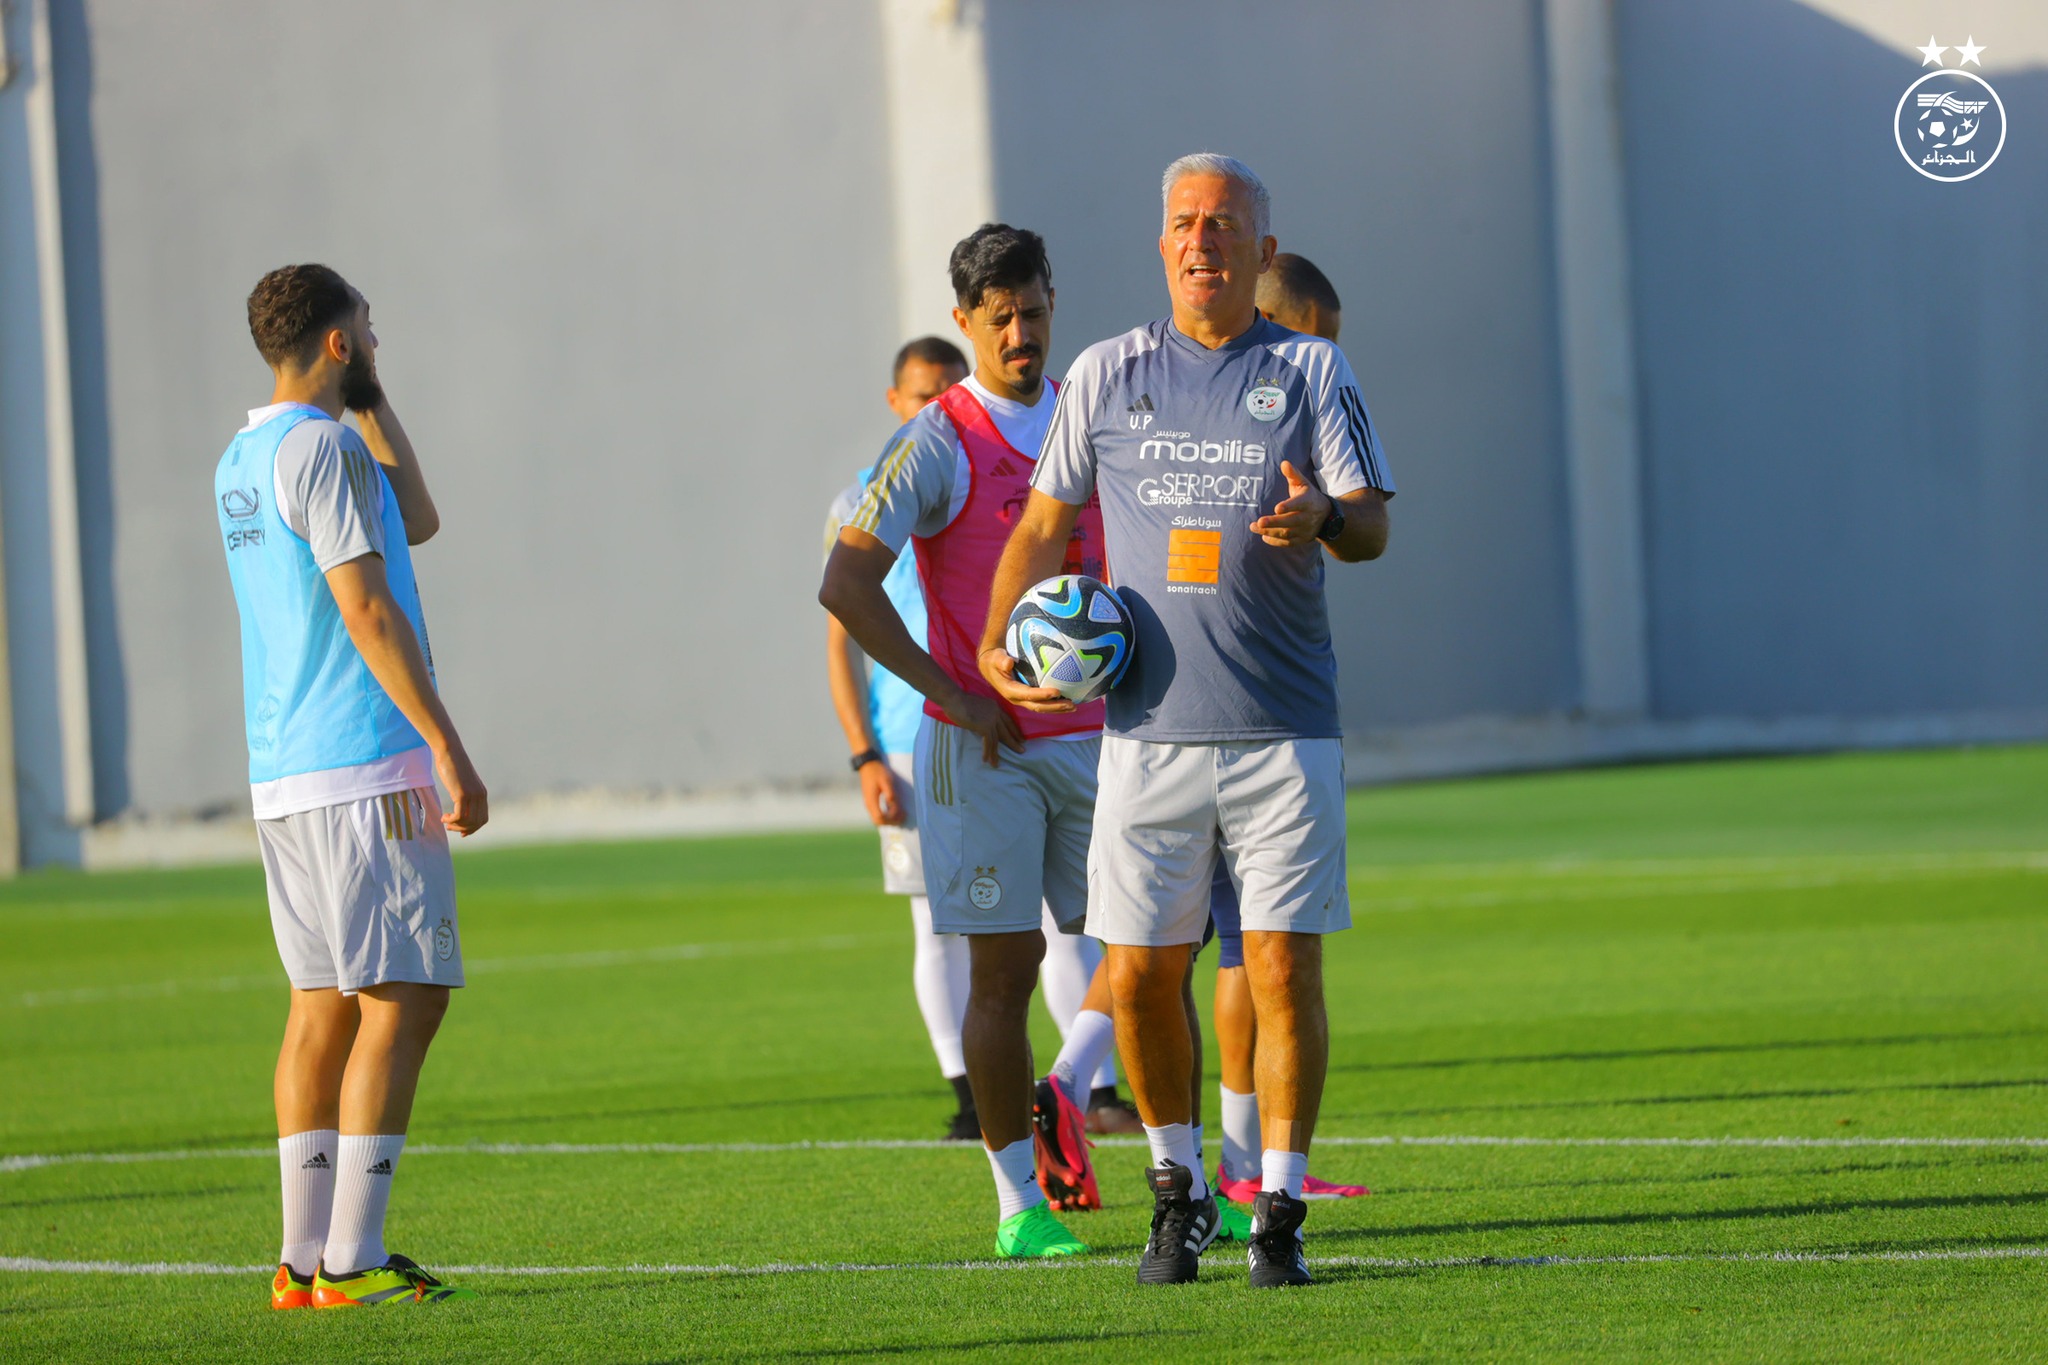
[
  {"xmin": 848, "ymin": 437, "xmax": 914, "ymax": 536},
  {"xmin": 342, "ymin": 448, "xmax": 381, "ymax": 518},
  {"xmin": 1335, "ymin": 386, "xmax": 1390, "ymax": 491}
]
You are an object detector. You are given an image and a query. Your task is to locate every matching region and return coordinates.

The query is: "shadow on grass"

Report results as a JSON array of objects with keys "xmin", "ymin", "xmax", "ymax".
[
  {"xmin": 1386, "ymin": 1150, "xmax": 2046, "ymax": 1198},
  {"xmin": 1309, "ymin": 1230, "xmax": 2048, "ymax": 1281},
  {"xmin": 1317, "ymin": 1187, "xmax": 2048, "ymax": 1244},
  {"xmin": 642, "ymin": 1326, "xmax": 1201, "ymax": 1363},
  {"xmin": 433, "ymin": 1088, "xmax": 942, "ymax": 1131},
  {"xmin": 1328, "ymin": 1029, "xmax": 2041, "ymax": 1077},
  {"xmin": 1349, "ymin": 1075, "xmax": 2048, "ymax": 1120},
  {"xmin": 0, "ymin": 1183, "xmax": 262, "ymax": 1212}
]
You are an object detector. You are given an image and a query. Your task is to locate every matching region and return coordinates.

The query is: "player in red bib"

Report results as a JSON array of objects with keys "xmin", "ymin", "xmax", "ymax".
[{"xmin": 822, "ymin": 226, "xmax": 1109, "ymax": 1258}]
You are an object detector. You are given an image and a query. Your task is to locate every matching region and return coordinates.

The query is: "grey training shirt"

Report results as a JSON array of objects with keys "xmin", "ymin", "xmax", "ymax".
[{"xmin": 1031, "ymin": 316, "xmax": 1394, "ymax": 742}]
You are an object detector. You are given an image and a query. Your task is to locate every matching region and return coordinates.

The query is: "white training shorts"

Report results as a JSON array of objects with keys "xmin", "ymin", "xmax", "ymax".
[
  {"xmin": 257, "ymin": 786, "xmax": 464, "ymax": 993},
  {"xmin": 876, "ymin": 752, "xmax": 925, "ymax": 897},
  {"xmin": 1087, "ymin": 735, "xmax": 1350, "ymax": 947},
  {"xmin": 915, "ymin": 714, "xmax": 1098, "ymax": 935}
]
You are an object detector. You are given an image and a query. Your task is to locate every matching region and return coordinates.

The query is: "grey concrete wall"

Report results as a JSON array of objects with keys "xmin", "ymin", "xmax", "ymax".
[
  {"xmin": 1619, "ymin": 0, "xmax": 2048, "ymax": 721},
  {"xmin": 63, "ymin": 0, "xmax": 901, "ymax": 819},
  {"xmin": 27, "ymin": 0, "xmax": 2048, "ymax": 842},
  {"xmin": 981, "ymin": 0, "xmax": 1582, "ymax": 733}
]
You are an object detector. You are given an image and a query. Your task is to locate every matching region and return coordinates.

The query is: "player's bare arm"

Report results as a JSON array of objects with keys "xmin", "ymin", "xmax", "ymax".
[
  {"xmin": 1249, "ymin": 462, "xmax": 1389, "ymax": 562},
  {"xmin": 821, "ymin": 528, "xmax": 1026, "ymax": 763},
  {"xmin": 354, "ymin": 399, "xmax": 440, "ymax": 545},
  {"xmin": 825, "ymin": 611, "xmax": 903, "ymax": 825},
  {"xmin": 324, "ymin": 553, "xmax": 488, "ymax": 834},
  {"xmin": 976, "ymin": 489, "xmax": 1081, "ymax": 714}
]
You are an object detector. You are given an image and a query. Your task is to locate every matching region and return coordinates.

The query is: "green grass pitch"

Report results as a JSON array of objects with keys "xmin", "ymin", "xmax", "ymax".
[{"xmin": 4, "ymin": 746, "xmax": 2047, "ymax": 1361}]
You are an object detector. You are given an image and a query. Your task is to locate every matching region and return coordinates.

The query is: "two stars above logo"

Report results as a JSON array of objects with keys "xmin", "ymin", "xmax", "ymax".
[{"xmin": 1919, "ymin": 36, "xmax": 1985, "ymax": 67}]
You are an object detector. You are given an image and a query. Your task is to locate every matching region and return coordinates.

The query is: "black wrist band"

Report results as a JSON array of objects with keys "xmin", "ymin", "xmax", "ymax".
[
  {"xmin": 849, "ymin": 749, "xmax": 884, "ymax": 773},
  {"xmin": 1315, "ymin": 499, "xmax": 1346, "ymax": 542}
]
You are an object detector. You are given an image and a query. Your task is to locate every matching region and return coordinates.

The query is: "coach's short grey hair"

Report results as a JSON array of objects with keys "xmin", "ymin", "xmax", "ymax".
[{"xmin": 1160, "ymin": 153, "xmax": 1271, "ymax": 239}]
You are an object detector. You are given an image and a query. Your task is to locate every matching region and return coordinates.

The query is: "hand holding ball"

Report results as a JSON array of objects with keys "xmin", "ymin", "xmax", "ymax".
[{"xmin": 1004, "ymin": 575, "xmax": 1135, "ymax": 705}]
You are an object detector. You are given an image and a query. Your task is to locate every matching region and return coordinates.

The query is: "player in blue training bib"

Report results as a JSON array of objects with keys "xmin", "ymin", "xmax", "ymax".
[{"xmin": 218, "ymin": 264, "xmax": 488, "ymax": 1311}]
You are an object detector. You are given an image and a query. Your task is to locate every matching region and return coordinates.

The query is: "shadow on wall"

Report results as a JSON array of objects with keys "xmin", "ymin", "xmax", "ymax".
[
  {"xmin": 1620, "ymin": 0, "xmax": 2048, "ymax": 722},
  {"xmin": 52, "ymin": 0, "xmax": 129, "ymax": 817}
]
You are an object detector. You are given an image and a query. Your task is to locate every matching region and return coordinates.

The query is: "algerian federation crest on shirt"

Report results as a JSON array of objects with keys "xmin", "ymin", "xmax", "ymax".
[{"xmin": 1244, "ymin": 384, "xmax": 1286, "ymax": 423}]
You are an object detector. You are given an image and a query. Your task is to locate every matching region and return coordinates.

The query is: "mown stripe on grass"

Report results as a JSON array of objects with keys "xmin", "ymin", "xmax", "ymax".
[
  {"xmin": 5, "ymin": 1244, "xmax": 2046, "ymax": 1279},
  {"xmin": 8, "ymin": 932, "xmax": 893, "ymax": 1009},
  {"xmin": 8, "ymin": 1133, "xmax": 2048, "ymax": 1173}
]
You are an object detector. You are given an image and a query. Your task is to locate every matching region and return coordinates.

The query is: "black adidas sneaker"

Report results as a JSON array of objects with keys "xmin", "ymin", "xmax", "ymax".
[
  {"xmin": 1247, "ymin": 1190, "xmax": 1313, "ymax": 1287},
  {"xmin": 1136, "ymin": 1161, "xmax": 1218, "ymax": 1285}
]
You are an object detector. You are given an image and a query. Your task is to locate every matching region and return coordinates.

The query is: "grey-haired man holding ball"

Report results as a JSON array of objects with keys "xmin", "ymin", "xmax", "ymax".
[{"xmin": 979, "ymin": 154, "xmax": 1393, "ymax": 1288}]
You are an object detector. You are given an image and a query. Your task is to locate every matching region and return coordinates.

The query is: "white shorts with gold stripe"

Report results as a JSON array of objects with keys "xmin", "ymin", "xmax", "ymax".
[
  {"xmin": 913, "ymin": 713, "xmax": 1098, "ymax": 935},
  {"xmin": 257, "ymin": 786, "xmax": 463, "ymax": 993}
]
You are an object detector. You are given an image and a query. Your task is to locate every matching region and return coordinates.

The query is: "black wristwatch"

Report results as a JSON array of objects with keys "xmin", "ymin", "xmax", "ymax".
[
  {"xmin": 1314, "ymin": 498, "xmax": 1347, "ymax": 543},
  {"xmin": 849, "ymin": 748, "xmax": 884, "ymax": 773}
]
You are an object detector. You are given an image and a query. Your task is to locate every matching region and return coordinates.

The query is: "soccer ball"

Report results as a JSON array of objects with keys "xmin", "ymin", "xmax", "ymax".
[{"xmin": 1005, "ymin": 575, "xmax": 1135, "ymax": 704}]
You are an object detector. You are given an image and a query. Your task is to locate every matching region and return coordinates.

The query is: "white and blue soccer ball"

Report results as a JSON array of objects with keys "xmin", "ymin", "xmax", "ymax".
[{"xmin": 1005, "ymin": 575, "xmax": 1135, "ymax": 704}]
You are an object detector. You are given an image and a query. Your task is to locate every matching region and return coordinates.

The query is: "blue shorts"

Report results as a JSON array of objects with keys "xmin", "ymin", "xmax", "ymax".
[{"xmin": 1206, "ymin": 860, "xmax": 1243, "ymax": 970}]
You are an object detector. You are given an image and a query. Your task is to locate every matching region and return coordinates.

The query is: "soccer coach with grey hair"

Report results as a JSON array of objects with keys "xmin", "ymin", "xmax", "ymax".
[{"xmin": 979, "ymin": 154, "xmax": 1393, "ymax": 1287}]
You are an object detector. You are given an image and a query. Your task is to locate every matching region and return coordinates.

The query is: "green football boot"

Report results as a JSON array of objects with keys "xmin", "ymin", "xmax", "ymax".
[
  {"xmin": 1209, "ymin": 1193, "xmax": 1256, "ymax": 1246},
  {"xmin": 996, "ymin": 1203, "xmax": 1090, "ymax": 1258},
  {"xmin": 313, "ymin": 1253, "xmax": 475, "ymax": 1307}
]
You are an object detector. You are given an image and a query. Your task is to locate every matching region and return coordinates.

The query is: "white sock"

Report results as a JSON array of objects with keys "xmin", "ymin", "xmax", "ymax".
[
  {"xmin": 277, "ymin": 1129, "xmax": 337, "ymax": 1277},
  {"xmin": 986, "ymin": 1137, "xmax": 1044, "ymax": 1219},
  {"xmin": 324, "ymin": 1134, "xmax": 406, "ymax": 1276},
  {"xmin": 1262, "ymin": 1148, "xmax": 1308, "ymax": 1200},
  {"xmin": 1143, "ymin": 1122, "xmax": 1209, "ymax": 1200},
  {"xmin": 1219, "ymin": 1086, "xmax": 1261, "ymax": 1183},
  {"xmin": 1090, "ymin": 1051, "xmax": 1118, "ymax": 1092},
  {"xmin": 909, "ymin": 896, "xmax": 971, "ymax": 1077},
  {"xmin": 1048, "ymin": 1009, "xmax": 1116, "ymax": 1107},
  {"xmin": 1193, "ymin": 1123, "xmax": 1206, "ymax": 1176}
]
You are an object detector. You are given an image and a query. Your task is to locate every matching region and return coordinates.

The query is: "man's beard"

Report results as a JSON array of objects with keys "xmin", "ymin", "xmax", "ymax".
[{"xmin": 340, "ymin": 346, "xmax": 384, "ymax": 412}]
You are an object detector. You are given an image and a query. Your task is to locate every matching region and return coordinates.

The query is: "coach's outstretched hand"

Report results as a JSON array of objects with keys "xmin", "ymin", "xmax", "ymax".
[
  {"xmin": 978, "ymin": 646, "xmax": 1076, "ymax": 718},
  {"xmin": 437, "ymin": 742, "xmax": 490, "ymax": 836},
  {"xmin": 942, "ymin": 686, "xmax": 1029, "ymax": 768},
  {"xmin": 1250, "ymin": 461, "xmax": 1333, "ymax": 548}
]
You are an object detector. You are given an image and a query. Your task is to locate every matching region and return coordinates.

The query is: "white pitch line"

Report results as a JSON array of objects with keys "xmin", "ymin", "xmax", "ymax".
[
  {"xmin": 1351, "ymin": 849, "xmax": 2048, "ymax": 883},
  {"xmin": 5, "ymin": 1244, "xmax": 2046, "ymax": 1280},
  {"xmin": 8, "ymin": 932, "xmax": 892, "ymax": 1009},
  {"xmin": 7, "ymin": 1133, "xmax": 2047, "ymax": 1174},
  {"xmin": 1316, "ymin": 1135, "xmax": 2048, "ymax": 1150}
]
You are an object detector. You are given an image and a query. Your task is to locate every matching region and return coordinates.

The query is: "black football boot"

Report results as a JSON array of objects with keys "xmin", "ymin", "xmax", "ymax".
[
  {"xmin": 1136, "ymin": 1161, "xmax": 1219, "ymax": 1285},
  {"xmin": 1247, "ymin": 1189, "xmax": 1314, "ymax": 1287}
]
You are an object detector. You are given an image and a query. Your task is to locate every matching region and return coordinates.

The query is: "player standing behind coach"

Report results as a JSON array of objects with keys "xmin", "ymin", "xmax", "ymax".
[
  {"xmin": 216, "ymin": 264, "xmax": 486, "ymax": 1310},
  {"xmin": 1208, "ymin": 251, "xmax": 1369, "ymax": 1207},
  {"xmin": 822, "ymin": 336, "xmax": 980, "ymax": 1139},
  {"xmin": 978, "ymin": 156, "xmax": 1393, "ymax": 1288},
  {"xmin": 1256, "ymin": 253, "xmax": 1342, "ymax": 344}
]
